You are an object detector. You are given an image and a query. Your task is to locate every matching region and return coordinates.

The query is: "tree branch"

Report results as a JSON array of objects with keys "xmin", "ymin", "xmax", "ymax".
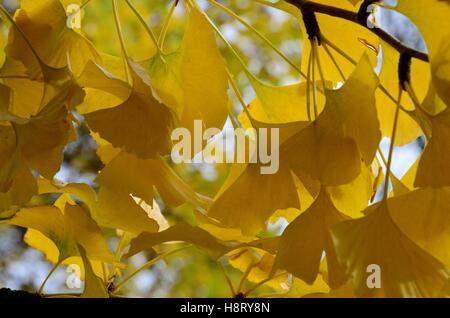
[{"xmin": 286, "ymin": 0, "xmax": 429, "ymax": 62}]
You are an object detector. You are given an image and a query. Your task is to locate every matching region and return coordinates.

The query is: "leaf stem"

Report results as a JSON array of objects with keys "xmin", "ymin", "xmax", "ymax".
[
  {"xmin": 243, "ymin": 271, "xmax": 288, "ymax": 297},
  {"xmin": 0, "ymin": 5, "xmax": 43, "ymax": 65},
  {"xmin": 311, "ymin": 39, "xmax": 318, "ymax": 120},
  {"xmin": 218, "ymin": 262, "xmax": 236, "ymax": 297},
  {"xmin": 313, "ymin": 37, "xmax": 327, "ymax": 95},
  {"xmin": 404, "ymin": 82, "xmax": 423, "ymax": 112},
  {"xmin": 206, "ymin": 0, "xmax": 306, "ymax": 79},
  {"xmin": 306, "ymin": 48, "xmax": 313, "ymax": 121},
  {"xmin": 112, "ymin": 246, "xmax": 189, "ymax": 293},
  {"xmin": 112, "ymin": 0, "xmax": 131, "ymax": 84},
  {"xmin": 196, "ymin": 6, "xmax": 254, "ymax": 80},
  {"xmin": 322, "ymin": 42, "xmax": 346, "ymax": 81},
  {"xmin": 236, "ymin": 261, "xmax": 257, "ymax": 294},
  {"xmin": 383, "ymin": 87, "xmax": 403, "ymax": 200},
  {"xmin": 107, "ymin": 232, "xmax": 129, "ymax": 281},
  {"xmin": 37, "ymin": 260, "xmax": 62, "ymax": 295},
  {"xmin": 227, "ymin": 70, "xmax": 251, "ymax": 119},
  {"xmin": 158, "ymin": 0, "xmax": 178, "ymax": 48},
  {"xmin": 124, "ymin": 0, "xmax": 163, "ymax": 56}
]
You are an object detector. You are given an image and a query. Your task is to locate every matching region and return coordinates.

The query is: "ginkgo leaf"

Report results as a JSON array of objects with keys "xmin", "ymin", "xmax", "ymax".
[
  {"xmin": 4, "ymin": 0, "xmax": 100, "ymax": 77},
  {"xmin": 133, "ymin": 197, "xmax": 169, "ymax": 232},
  {"xmin": 247, "ymin": 78, "xmax": 325, "ymax": 123},
  {"xmin": 390, "ymin": 173, "xmax": 410, "ymax": 197},
  {"xmin": 228, "ymin": 248, "xmax": 289, "ymax": 290},
  {"xmin": 0, "ymin": 163, "xmax": 37, "ymax": 213},
  {"xmin": 79, "ymin": 244, "xmax": 109, "ymax": 298},
  {"xmin": 284, "ymin": 276, "xmax": 330, "ymax": 298},
  {"xmin": 303, "ymin": 281, "xmax": 355, "ymax": 298},
  {"xmin": 194, "ymin": 210, "xmax": 256, "ymax": 243},
  {"xmin": 14, "ymin": 93, "xmax": 74, "ymax": 178},
  {"xmin": 395, "ymin": 0, "xmax": 450, "ymax": 107},
  {"xmin": 38, "ymin": 179, "xmax": 160, "ymax": 235},
  {"xmin": 76, "ymin": 60, "xmax": 131, "ymax": 112},
  {"xmin": 1, "ymin": 77, "xmax": 44, "ymax": 118},
  {"xmin": 415, "ymin": 108, "xmax": 450, "ymax": 188},
  {"xmin": 284, "ymin": 53, "xmax": 380, "ymax": 186},
  {"xmin": 331, "ymin": 201, "xmax": 450, "ymax": 297},
  {"xmin": 326, "ymin": 163, "xmax": 373, "ymax": 218},
  {"xmin": 143, "ymin": 5, "xmax": 229, "ymax": 155},
  {"xmin": 126, "ymin": 223, "xmax": 232, "ymax": 259},
  {"xmin": 24, "ymin": 229, "xmax": 60, "ymax": 263},
  {"xmin": 0, "ymin": 123, "xmax": 21, "ymax": 192},
  {"xmin": 270, "ymin": 171, "xmax": 320, "ymax": 224},
  {"xmin": 2, "ymin": 0, "xmax": 449, "ymax": 299},
  {"xmin": 9, "ymin": 203, "xmax": 115, "ymax": 262},
  {"xmin": 96, "ymin": 150, "xmax": 206, "ymax": 208},
  {"xmin": 178, "ymin": 6, "xmax": 229, "ymax": 133},
  {"xmin": 93, "ymin": 188, "xmax": 162, "ymax": 235},
  {"xmin": 207, "ymin": 163, "xmax": 300, "ymax": 236},
  {"xmin": 276, "ymin": 187, "xmax": 348, "ymax": 288},
  {"xmin": 23, "ymin": 229, "xmax": 104, "ymax": 276},
  {"xmin": 401, "ymin": 156, "xmax": 419, "ymax": 191},
  {"xmin": 0, "ymin": 78, "xmax": 76, "ymax": 195},
  {"xmin": 346, "ymin": 0, "xmax": 362, "ymax": 5},
  {"xmin": 377, "ymin": 42, "xmax": 425, "ymax": 145},
  {"xmin": 91, "ymin": 132, "xmax": 121, "ymax": 164},
  {"xmin": 84, "ymin": 61, "xmax": 175, "ymax": 159},
  {"xmin": 389, "ymin": 187, "xmax": 450, "ymax": 267}
]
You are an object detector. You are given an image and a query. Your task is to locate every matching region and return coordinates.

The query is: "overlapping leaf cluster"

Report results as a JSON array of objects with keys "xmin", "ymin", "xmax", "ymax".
[{"xmin": 1, "ymin": 0, "xmax": 450, "ymax": 298}]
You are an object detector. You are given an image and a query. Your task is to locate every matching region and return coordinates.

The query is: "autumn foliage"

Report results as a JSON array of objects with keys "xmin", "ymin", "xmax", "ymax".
[{"xmin": 1, "ymin": 0, "xmax": 450, "ymax": 298}]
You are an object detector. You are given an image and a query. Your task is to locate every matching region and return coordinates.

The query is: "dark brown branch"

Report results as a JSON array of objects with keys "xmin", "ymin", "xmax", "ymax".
[
  {"xmin": 398, "ymin": 52, "xmax": 412, "ymax": 90},
  {"xmin": 286, "ymin": 0, "xmax": 429, "ymax": 62}
]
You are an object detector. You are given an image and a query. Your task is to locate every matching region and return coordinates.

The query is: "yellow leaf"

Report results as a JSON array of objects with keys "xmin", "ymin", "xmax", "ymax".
[
  {"xmin": 331, "ymin": 201, "xmax": 450, "ymax": 297},
  {"xmin": 38, "ymin": 179, "xmax": 159, "ymax": 236},
  {"xmin": 96, "ymin": 151, "xmax": 205, "ymax": 208},
  {"xmin": 127, "ymin": 223, "xmax": 232, "ymax": 259},
  {"xmin": 326, "ymin": 163, "xmax": 373, "ymax": 218},
  {"xmin": 208, "ymin": 163, "xmax": 300, "ymax": 236},
  {"xmin": 389, "ymin": 187, "xmax": 450, "ymax": 267},
  {"xmin": 133, "ymin": 196, "xmax": 169, "ymax": 232},
  {"xmin": 247, "ymin": 79, "xmax": 324, "ymax": 123},
  {"xmin": 84, "ymin": 62, "xmax": 175, "ymax": 159},
  {"xmin": 9, "ymin": 203, "xmax": 115, "ymax": 263},
  {"xmin": 377, "ymin": 42, "xmax": 424, "ymax": 145},
  {"xmin": 179, "ymin": 6, "xmax": 229, "ymax": 133},
  {"xmin": 228, "ymin": 248, "xmax": 289, "ymax": 291},
  {"xmin": 24, "ymin": 229, "xmax": 109, "ymax": 280},
  {"xmin": 76, "ymin": 60, "xmax": 131, "ymax": 114},
  {"xmin": 276, "ymin": 187, "xmax": 348, "ymax": 288},
  {"xmin": 0, "ymin": 163, "xmax": 37, "ymax": 213},
  {"xmin": 194, "ymin": 210, "xmax": 256, "ymax": 243},
  {"xmin": 396, "ymin": 0, "xmax": 450, "ymax": 107},
  {"xmin": 284, "ymin": 276, "xmax": 330, "ymax": 298},
  {"xmin": 415, "ymin": 109, "xmax": 450, "ymax": 188},
  {"xmin": 14, "ymin": 94, "xmax": 74, "ymax": 178},
  {"xmin": 79, "ymin": 245, "xmax": 109, "ymax": 298},
  {"xmin": 96, "ymin": 187, "xmax": 161, "ymax": 236},
  {"xmin": 5, "ymin": 0, "xmax": 100, "ymax": 77},
  {"xmin": 284, "ymin": 54, "xmax": 380, "ymax": 185}
]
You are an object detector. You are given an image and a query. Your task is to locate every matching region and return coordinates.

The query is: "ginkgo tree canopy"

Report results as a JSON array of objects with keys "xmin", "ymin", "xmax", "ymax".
[{"xmin": 0, "ymin": 0, "xmax": 450, "ymax": 299}]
